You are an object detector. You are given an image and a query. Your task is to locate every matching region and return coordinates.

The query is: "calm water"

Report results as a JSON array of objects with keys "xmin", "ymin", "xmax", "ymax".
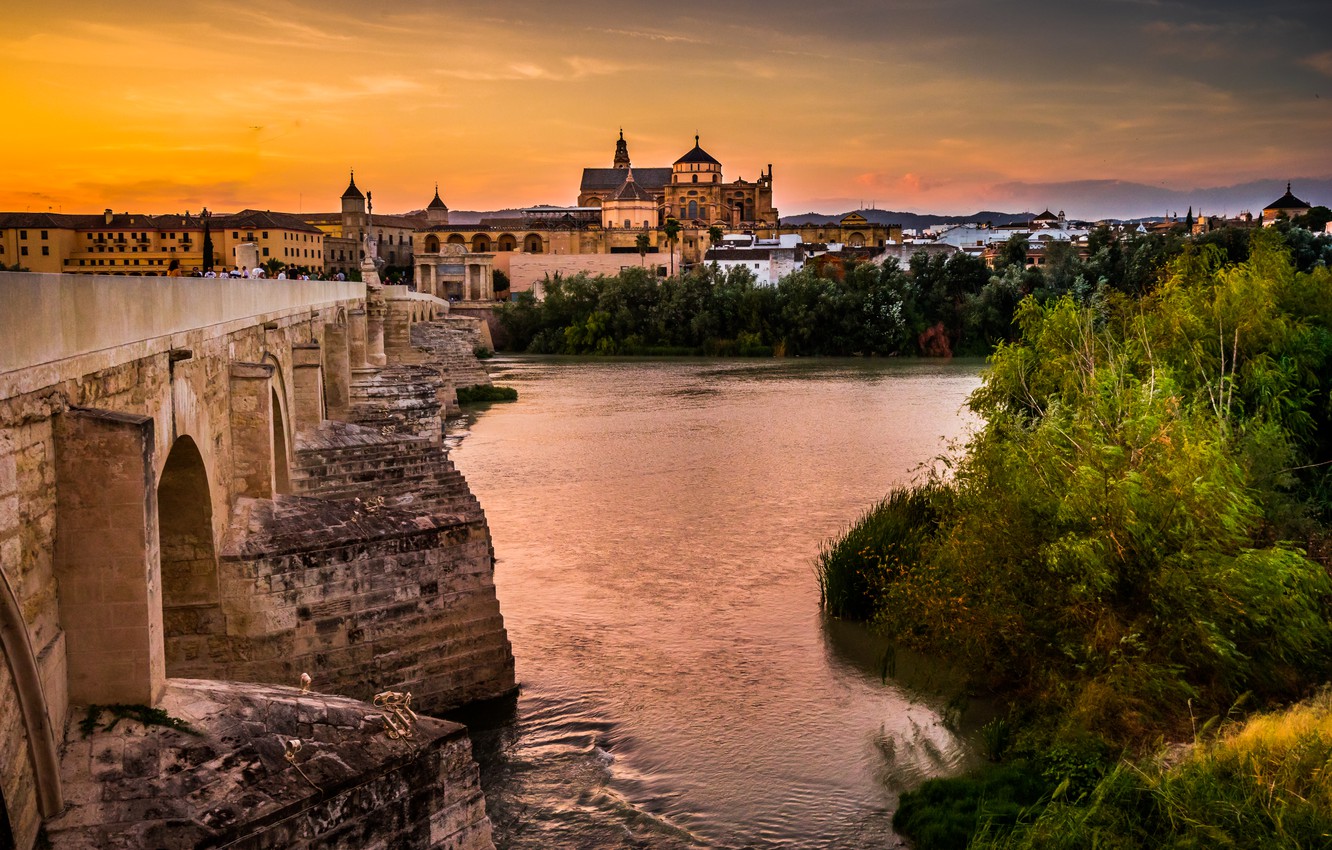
[{"xmin": 448, "ymin": 357, "xmax": 986, "ymax": 849}]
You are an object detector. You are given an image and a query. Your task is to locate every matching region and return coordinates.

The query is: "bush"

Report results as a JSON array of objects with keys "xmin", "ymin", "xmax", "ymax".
[
  {"xmin": 456, "ymin": 385, "xmax": 517, "ymax": 404},
  {"xmin": 894, "ymin": 762, "xmax": 1050, "ymax": 850},
  {"xmin": 970, "ymin": 689, "xmax": 1332, "ymax": 849},
  {"xmin": 824, "ymin": 236, "xmax": 1332, "ymax": 748},
  {"xmin": 817, "ymin": 483, "xmax": 954, "ymax": 621}
]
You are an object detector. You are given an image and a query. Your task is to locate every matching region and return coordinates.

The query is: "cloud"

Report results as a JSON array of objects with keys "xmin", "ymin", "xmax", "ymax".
[
  {"xmin": 590, "ymin": 27, "xmax": 705, "ymax": 45},
  {"xmin": 1302, "ymin": 50, "xmax": 1332, "ymax": 76}
]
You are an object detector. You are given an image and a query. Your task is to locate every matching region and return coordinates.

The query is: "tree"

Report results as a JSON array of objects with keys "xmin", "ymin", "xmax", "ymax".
[
  {"xmin": 663, "ymin": 217, "xmax": 682, "ymax": 277},
  {"xmin": 1295, "ymin": 205, "xmax": 1332, "ymax": 234},
  {"xmin": 201, "ymin": 216, "xmax": 215, "ymax": 273},
  {"xmin": 262, "ymin": 258, "xmax": 286, "ymax": 277},
  {"xmin": 635, "ymin": 232, "xmax": 651, "ymax": 265},
  {"xmin": 708, "ymin": 225, "xmax": 723, "ymax": 245}
]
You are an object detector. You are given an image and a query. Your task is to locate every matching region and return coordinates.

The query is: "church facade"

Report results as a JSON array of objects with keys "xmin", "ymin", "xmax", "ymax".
[{"xmin": 578, "ymin": 132, "xmax": 779, "ymax": 228}]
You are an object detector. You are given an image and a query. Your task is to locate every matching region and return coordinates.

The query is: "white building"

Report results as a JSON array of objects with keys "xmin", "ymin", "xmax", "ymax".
[{"xmin": 704, "ymin": 233, "xmax": 804, "ymax": 286}]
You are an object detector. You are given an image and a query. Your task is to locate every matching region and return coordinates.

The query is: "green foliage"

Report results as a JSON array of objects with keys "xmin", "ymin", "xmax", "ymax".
[
  {"xmin": 894, "ymin": 762, "xmax": 1051, "ymax": 850},
  {"xmin": 826, "ymin": 234, "xmax": 1332, "ymax": 753},
  {"xmin": 970, "ymin": 689, "xmax": 1332, "ymax": 849},
  {"xmin": 80, "ymin": 704, "xmax": 199, "ymax": 737},
  {"xmin": 473, "ymin": 345, "xmax": 493, "ymax": 360},
  {"xmin": 817, "ymin": 483, "xmax": 955, "ymax": 620},
  {"xmin": 981, "ymin": 718, "xmax": 1013, "ymax": 762},
  {"xmin": 456, "ymin": 384, "xmax": 518, "ymax": 403}
]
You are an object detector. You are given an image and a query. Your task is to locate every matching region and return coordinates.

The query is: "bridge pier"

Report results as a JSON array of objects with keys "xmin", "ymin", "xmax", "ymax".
[
  {"xmin": 348, "ymin": 308, "xmax": 370, "ymax": 373},
  {"xmin": 291, "ymin": 343, "xmax": 324, "ymax": 433},
  {"xmin": 229, "ymin": 362, "xmax": 277, "ymax": 500},
  {"xmin": 54, "ymin": 409, "xmax": 165, "ymax": 707},
  {"xmin": 322, "ymin": 322, "xmax": 352, "ymax": 420}
]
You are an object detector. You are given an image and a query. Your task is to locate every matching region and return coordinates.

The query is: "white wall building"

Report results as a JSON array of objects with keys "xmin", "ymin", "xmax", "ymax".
[{"xmin": 704, "ymin": 233, "xmax": 804, "ymax": 286}]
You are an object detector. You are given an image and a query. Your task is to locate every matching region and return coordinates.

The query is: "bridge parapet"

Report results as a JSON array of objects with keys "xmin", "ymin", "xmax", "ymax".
[{"xmin": 0, "ymin": 272, "xmax": 364, "ymax": 396}]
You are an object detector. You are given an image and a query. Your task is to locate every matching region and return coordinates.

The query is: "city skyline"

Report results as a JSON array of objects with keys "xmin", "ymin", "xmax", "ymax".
[{"xmin": 3, "ymin": 0, "xmax": 1329, "ymax": 220}]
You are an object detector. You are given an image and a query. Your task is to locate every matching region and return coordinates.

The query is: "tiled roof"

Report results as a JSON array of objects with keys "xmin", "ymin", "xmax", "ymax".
[
  {"xmin": 610, "ymin": 170, "xmax": 655, "ymax": 203},
  {"xmin": 582, "ymin": 167, "xmax": 671, "ymax": 192},
  {"xmin": 1265, "ymin": 183, "xmax": 1310, "ymax": 210},
  {"xmin": 341, "ymin": 172, "xmax": 364, "ymax": 200},
  {"xmin": 675, "ymin": 136, "xmax": 720, "ymax": 166},
  {"xmin": 427, "ymin": 187, "xmax": 448, "ymax": 211},
  {"xmin": 216, "ymin": 209, "xmax": 324, "ymax": 234},
  {"xmin": 706, "ymin": 248, "xmax": 772, "ymax": 261}
]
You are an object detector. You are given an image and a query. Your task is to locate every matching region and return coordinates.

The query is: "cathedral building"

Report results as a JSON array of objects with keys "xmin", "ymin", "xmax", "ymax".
[{"xmin": 578, "ymin": 132, "xmax": 778, "ymax": 228}]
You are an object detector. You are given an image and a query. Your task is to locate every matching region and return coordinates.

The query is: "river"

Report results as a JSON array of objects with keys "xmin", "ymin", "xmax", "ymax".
[{"xmin": 447, "ymin": 356, "xmax": 986, "ymax": 849}]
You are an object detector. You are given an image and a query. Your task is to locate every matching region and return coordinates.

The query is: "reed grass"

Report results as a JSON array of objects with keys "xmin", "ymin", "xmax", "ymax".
[{"xmin": 817, "ymin": 482, "xmax": 953, "ymax": 620}]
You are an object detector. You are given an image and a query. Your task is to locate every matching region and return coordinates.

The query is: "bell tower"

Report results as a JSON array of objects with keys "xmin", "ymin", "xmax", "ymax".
[{"xmin": 613, "ymin": 128, "xmax": 630, "ymax": 169}]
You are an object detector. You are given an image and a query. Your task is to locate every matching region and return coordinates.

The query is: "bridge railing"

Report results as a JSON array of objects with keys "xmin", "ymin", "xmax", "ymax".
[{"xmin": 0, "ymin": 272, "xmax": 365, "ymax": 379}]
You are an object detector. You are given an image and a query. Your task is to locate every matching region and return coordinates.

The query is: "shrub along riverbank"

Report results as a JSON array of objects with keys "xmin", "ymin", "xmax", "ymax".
[
  {"xmin": 819, "ymin": 229, "xmax": 1332, "ymax": 847},
  {"xmin": 496, "ymin": 222, "xmax": 1332, "ymax": 359}
]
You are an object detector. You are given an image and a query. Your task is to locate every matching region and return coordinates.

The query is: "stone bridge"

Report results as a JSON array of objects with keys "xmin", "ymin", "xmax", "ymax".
[{"xmin": 0, "ymin": 272, "xmax": 512, "ymax": 849}]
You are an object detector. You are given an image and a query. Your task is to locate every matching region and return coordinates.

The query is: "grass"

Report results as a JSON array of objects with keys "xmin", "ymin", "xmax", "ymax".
[
  {"xmin": 894, "ymin": 762, "xmax": 1051, "ymax": 850},
  {"xmin": 817, "ymin": 482, "xmax": 953, "ymax": 620},
  {"xmin": 79, "ymin": 704, "xmax": 199, "ymax": 737},
  {"xmin": 960, "ymin": 689, "xmax": 1332, "ymax": 850},
  {"xmin": 456, "ymin": 384, "xmax": 518, "ymax": 404}
]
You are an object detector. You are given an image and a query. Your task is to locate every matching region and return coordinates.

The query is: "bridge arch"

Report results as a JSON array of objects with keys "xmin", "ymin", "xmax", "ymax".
[
  {"xmin": 262, "ymin": 354, "xmax": 293, "ymax": 494},
  {"xmin": 157, "ymin": 435, "xmax": 223, "ymax": 678},
  {"xmin": 0, "ymin": 568, "xmax": 63, "ymax": 827}
]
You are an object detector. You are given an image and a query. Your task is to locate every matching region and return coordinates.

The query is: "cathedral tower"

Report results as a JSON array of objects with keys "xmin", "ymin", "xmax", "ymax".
[{"xmin": 613, "ymin": 129, "xmax": 631, "ymax": 169}]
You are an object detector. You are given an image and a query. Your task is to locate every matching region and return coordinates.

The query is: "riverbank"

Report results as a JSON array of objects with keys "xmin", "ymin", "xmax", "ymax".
[{"xmin": 821, "ymin": 233, "xmax": 1332, "ymax": 847}]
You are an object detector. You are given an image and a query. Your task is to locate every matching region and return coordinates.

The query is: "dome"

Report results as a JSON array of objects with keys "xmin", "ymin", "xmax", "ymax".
[{"xmin": 674, "ymin": 135, "xmax": 720, "ymax": 167}]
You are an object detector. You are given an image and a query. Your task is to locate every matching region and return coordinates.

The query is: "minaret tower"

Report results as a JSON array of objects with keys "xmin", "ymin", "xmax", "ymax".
[
  {"xmin": 613, "ymin": 128, "xmax": 631, "ymax": 169},
  {"xmin": 341, "ymin": 169, "xmax": 366, "ymax": 231}
]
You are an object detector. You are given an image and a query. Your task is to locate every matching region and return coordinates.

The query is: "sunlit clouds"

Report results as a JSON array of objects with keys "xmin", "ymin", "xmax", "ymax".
[{"xmin": 2, "ymin": 0, "xmax": 1329, "ymax": 218}]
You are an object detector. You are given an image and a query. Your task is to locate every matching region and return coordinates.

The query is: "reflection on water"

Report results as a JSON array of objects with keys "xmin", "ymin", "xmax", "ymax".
[{"xmin": 448, "ymin": 356, "xmax": 986, "ymax": 849}]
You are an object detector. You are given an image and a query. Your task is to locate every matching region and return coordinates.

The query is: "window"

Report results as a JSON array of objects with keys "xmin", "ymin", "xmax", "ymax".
[
  {"xmin": 19, "ymin": 230, "xmax": 27, "ymax": 239},
  {"xmin": 625, "ymin": 219, "xmax": 631, "ymax": 228},
  {"xmin": 40, "ymin": 230, "xmax": 48, "ymax": 239},
  {"xmin": 692, "ymin": 174, "xmax": 698, "ymax": 183},
  {"xmin": 41, "ymin": 246, "xmax": 49, "ymax": 256},
  {"xmin": 232, "ymin": 232, "xmax": 239, "ymax": 239},
  {"xmin": 262, "ymin": 232, "xmax": 269, "ymax": 239},
  {"xmin": 262, "ymin": 247, "xmax": 269, "ymax": 257},
  {"xmin": 20, "ymin": 246, "xmax": 28, "ymax": 256}
]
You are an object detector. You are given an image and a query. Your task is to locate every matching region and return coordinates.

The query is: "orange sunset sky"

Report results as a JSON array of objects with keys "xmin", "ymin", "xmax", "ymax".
[{"xmin": 2, "ymin": 0, "xmax": 1329, "ymax": 220}]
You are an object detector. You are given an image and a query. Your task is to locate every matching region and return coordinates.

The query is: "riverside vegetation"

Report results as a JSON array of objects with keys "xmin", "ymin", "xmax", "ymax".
[
  {"xmin": 496, "ymin": 218, "xmax": 1332, "ymax": 359},
  {"xmin": 819, "ymin": 227, "xmax": 1332, "ymax": 848}
]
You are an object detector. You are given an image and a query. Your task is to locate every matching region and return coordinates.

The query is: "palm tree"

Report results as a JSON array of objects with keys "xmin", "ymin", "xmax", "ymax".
[
  {"xmin": 663, "ymin": 217, "xmax": 682, "ymax": 277},
  {"xmin": 708, "ymin": 225, "xmax": 723, "ymax": 246},
  {"xmin": 635, "ymin": 231, "xmax": 651, "ymax": 266}
]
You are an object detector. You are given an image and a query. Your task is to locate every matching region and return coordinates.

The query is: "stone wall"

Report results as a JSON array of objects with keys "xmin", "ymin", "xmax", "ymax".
[
  {"xmin": 0, "ymin": 271, "xmax": 508, "ymax": 847},
  {"xmin": 411, "ymin": 318, "xmax": 494, "ymax": 394},
  {"xmin": 44, "ymin": 679, "xmax": 494, "ymax": 850},
  {"xmin": 161, "ymin": 421, "xmax": 514, "ymax": 712}
]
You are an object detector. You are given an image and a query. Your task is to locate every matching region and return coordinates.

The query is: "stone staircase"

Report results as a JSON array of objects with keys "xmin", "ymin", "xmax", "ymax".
[
  {"xmin": 411, "ymin": 317, "xmax": 493, "ymax": 390},
  {"xmin": 291, "ymin": 421, "xmax": 483, "ymax": 522},
  {"xmin": 347, "ymin": 363, "xmax": 447, "ymax": 441}
]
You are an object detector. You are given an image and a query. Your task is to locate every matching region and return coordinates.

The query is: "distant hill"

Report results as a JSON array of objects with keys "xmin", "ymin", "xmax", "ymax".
[{"xmin": 781, "ymin": 209, "xmax": 1033, "ymax": 229}]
